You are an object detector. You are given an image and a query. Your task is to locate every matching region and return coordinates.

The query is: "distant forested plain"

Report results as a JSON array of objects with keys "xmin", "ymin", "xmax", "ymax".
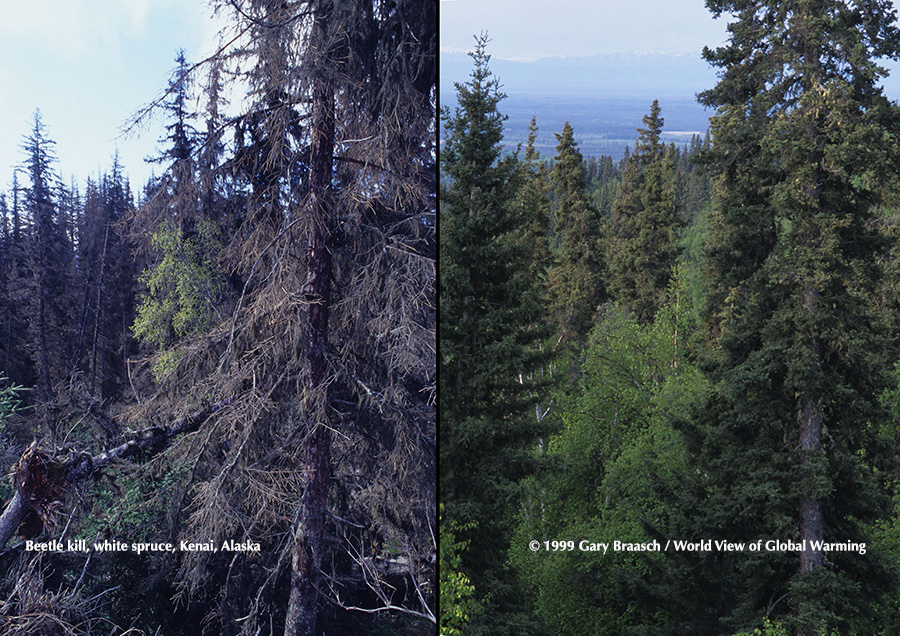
[
  {"xmin": 440, "ymin": 49, "xmax": 900, "ymax": 159},
  {"xmin": 439, "ymin": 51, "xmax": 716, "ymax": 158},
  {"xmin": 497, "ymin": 94, "xmax": 711, "ymax": 159}
]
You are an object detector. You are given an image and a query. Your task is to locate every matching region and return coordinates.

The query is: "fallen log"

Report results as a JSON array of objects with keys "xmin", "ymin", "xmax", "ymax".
[{"xmin": 0, "ymin": 399, "xmax": 231, "ymax": 549}]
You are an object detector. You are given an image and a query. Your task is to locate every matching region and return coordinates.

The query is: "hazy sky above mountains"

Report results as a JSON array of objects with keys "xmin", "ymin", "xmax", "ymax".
[
  {"xmin": 439, "ymin": 0, "xmax": 732, "ymax": 60},
  {"xmin": 440, "ymin": 0, "xmax": 900, "ymax": 100}
]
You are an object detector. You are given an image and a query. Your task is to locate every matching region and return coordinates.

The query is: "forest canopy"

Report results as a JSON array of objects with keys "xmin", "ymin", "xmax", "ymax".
[
  {"xmin": 0, "ymin": 1, "xmax": 435, "ymax": 635},
  {"xmin": 439, "ymin": 2, "xmax": 900, "ymax": 634}
]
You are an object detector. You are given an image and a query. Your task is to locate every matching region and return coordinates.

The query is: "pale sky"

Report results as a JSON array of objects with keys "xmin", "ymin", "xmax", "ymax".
[
  {"xmin": 440, "ymin": 0, "xmax": 900, "ymax": 111},
  {"xmin": 0, "ymin": 0, "xmax": 228, "ymax": 199},
  {"xmin": 439, "ymin": 0, "xmax": 732, "ymax": 61},
  {"xmin": 440, "ymin": 0, "xmax": 900, "ymax": 75}
]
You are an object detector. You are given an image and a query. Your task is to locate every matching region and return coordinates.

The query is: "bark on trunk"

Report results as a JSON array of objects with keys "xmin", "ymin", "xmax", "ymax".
[
  {"xmin": 90, "ymin": 222, "xmax": 110, "ymax": 395},
  {"xmin": 0, "ymin": 489, "xmax": 25, "ymax": 550},
  {"xmin": 799, "ymin": 282, "xmax": 824, "ymax": 573},
  {"xmin": 799, "ymin": 392, "xmax": 824, "ymax": 572},
  {"xmin": 285, "ymin": 66, "xmax": 336, "ymax": 636},
  {"xmin": 37, "ymin": 256, "xmax": 53, "ymax": 401}
]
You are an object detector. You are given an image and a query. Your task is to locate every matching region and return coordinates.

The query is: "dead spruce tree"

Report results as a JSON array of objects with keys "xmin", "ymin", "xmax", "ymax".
[{"xmin": 122, "ymin": 1, "xmax": 436, "ymax": 634}]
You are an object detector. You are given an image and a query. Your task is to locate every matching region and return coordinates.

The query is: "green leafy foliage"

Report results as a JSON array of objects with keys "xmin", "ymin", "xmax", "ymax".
[
  {"xmin": 731, "ymin": 619, "xmax": 790, "ymax": 636},
  {"xmin": 81, "ymin": 458, "xmax": 190, "ymax": 544},
  {"xmin": 439, "ymin": 504, "xmax": 482, "ymax": 636},
  {"xmin": 133, "ymin": 217, "xmax": 227, "ymax": 378},
  {"xmin": 0, "ymin": 373, "xmax": 25, "ymax": 425},
  {"xmin": 511, "ymin": 293, "xmax": 707, "ymax": 635}
]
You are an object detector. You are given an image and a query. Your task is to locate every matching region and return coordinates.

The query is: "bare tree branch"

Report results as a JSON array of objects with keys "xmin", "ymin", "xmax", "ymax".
[
  {"xmin": 324, "ymin": 526, "xmax": 436, "ymax": 624},
  {"xmin": 120, "ymin": 27, "xmax": 251, "ymax": 137}
]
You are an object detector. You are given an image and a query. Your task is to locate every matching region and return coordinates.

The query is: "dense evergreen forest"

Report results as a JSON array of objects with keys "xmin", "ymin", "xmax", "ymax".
[
  {"xmin": 0, "ymin": 1, "xmax": 435, "ymax": 635},
  {"xmin": 439, "ymin": 2, "xmax": 900, "ymax": 634}
]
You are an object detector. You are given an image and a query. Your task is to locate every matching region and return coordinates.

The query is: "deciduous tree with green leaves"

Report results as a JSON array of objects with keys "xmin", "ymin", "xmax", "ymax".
[
  {"xmin": 439, "ymin": 504, "xmax": 481, "ymax": 636},
  {"xmin": 132, "ymin": 216, "xmax": 228, "ymax": 380},
  {"xmin": 511, "ymin": 295, "xmax": 705, "ymax": 636}
]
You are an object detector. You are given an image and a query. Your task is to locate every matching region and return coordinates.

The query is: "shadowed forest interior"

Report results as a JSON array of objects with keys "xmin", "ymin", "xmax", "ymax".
[{"xmin": 0, "ymin": 1, "xmax": 435, "ymax": 635}]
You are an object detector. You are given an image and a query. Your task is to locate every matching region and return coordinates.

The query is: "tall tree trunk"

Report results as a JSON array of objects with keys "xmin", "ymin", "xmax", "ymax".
[
  {"xmin": 90, "ymin": 222, "xmax": 110, "ymax": 395},
  {"xmin": 285, "ymin": 68, "xmax": 335, "ymax": 636},
  {"xmin": 37, "ymin": 240, "xmax": 53, "ymax": 401},
  {"xmin": 798, "ymin": 330, "xmax": 825, "ymax": 632},
  {"xmin": 799, "ymin": 389, "xmax": 824, "ymax": 572},
  {"xmin": 4, "ymin": 300, "xmax": 12, "ymax": 378}
]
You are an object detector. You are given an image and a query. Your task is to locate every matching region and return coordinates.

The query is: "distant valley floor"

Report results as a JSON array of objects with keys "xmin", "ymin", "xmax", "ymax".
[{"xmin": 497, "ymin": 92, "xmax": 712, "ymax": 160}]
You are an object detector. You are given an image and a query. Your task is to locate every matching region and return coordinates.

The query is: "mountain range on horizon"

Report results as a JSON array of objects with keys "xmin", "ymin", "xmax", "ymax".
[
  {"xmin": 440, "ymin": 50, "xmax": 900, "ymax": 161},
  {"xmin": 440, "ymin": 50, "xmax": 718, "ymax": 160},
  {"xmin": 440, "ymin": 50, "xmax": 718, "ymax": 99}
]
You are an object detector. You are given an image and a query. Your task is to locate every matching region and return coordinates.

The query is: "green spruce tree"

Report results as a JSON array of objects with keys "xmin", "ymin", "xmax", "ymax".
[
  {"xmin": 547, "ymin": 121, "xmax": 603, "ymax": 344},
  {"xmin": 675, "ymin": 1, "xmax": 900, "ymax": 633},
  {"xmin": 605, "ymin": 100, "xmax": 680, "ymax": 323},
  {"xmin": 440, "ymin": 34, "xmax": 550, "ymax": 636},
  {"xmin": 513, "ymin": 115, "xmax": 553, "ymax": 285}
]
